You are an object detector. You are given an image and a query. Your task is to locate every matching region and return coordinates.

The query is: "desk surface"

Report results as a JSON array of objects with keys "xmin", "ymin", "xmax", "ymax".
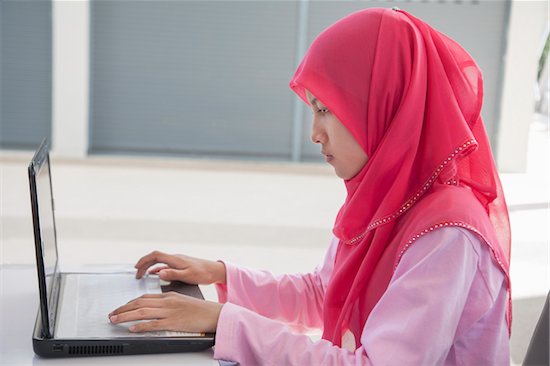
[{"xmin": 0, "ymin": 264, "xmax": 219, "ymax": 366}]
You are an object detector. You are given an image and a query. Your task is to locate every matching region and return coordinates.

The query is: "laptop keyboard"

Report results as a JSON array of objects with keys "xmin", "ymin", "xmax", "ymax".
[{"xmin": 55, "ymin": 273, "xmax": 204, "ymax": 338}]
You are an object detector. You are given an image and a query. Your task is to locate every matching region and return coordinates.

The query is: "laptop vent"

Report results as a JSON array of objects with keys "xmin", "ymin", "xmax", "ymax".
[{"xmin": 68, "ymin": 344, "xmax": 124, "ymax": 355}]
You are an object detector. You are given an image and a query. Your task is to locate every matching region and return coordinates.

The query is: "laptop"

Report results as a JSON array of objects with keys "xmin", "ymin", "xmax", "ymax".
[{"xmin": 28, "ymin": 138, "xmax": 215, "ymax": 357}]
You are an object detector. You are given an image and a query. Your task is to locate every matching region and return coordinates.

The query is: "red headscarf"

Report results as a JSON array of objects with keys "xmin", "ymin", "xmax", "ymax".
[{"xmin": 289, "ymin": 8, "xmax": 511, "ymax": 347}]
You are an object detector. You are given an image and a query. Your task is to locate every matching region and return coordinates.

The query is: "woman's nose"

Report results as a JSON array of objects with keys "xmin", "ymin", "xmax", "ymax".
[{"xmin": 311, "ymin": 118, "xmax": 326, "ymax": 144}]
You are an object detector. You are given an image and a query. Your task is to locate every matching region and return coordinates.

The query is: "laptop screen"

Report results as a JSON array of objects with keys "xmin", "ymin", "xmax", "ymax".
[
  {"xmin": 35, "ymin": 152, "xmax": 59, "ymax": 295},
  {"xmin": 29, "ymin": 138, "xmax": 59, "ymax": 337}
]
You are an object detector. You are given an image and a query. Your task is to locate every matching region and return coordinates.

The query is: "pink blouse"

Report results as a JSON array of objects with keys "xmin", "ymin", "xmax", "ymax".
[{"xmin": 213, "ymin": 227, "xmax": 509, "ymax": 365}]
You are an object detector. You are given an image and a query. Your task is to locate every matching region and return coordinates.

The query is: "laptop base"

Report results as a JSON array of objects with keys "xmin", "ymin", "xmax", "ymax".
[{"xmin": 33, "ymin": 310, "xmax": 215, "ymax": 358}]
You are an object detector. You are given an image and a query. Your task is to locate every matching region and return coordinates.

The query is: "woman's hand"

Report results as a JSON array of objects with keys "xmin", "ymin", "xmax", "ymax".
[
  {"xmin": 134, "ymin": 250, "xmax": 226, "ymax": 285},
  {"xmin": 109, "ymin": 292, "xmax": 223, "ymax": 333}
]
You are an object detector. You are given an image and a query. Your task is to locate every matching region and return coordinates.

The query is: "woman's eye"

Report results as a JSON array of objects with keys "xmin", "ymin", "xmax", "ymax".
[{"xmin": 318, "ymin": 108, "xmax": 329, "ymax": 114}]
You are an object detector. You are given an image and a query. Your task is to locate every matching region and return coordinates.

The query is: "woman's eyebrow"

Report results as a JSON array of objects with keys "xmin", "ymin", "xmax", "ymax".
[{"xmin": 309, "ymin": 97, "xmax": 319, "ymax": 107}]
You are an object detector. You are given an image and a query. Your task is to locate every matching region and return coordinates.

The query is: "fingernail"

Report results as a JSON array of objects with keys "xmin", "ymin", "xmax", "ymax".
[
  {"xmin": 129, "ymin": 325, "xmax": 136, "ymax": 332},
  {"xmin": 110, "ymin": 315, "xmax": 118, "ymax": 322}
]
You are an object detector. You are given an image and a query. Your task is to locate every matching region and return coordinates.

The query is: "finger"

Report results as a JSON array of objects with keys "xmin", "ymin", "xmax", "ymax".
[
  {"xmin": 158, "ymin": 268, "xmax": 187, "ymax": 281},
  {"xmin": 110, "ymin": 308, "xmax": 166, "ymax": 324},
  {"xmin": 135, "ymin": 253, "xmax": 162, "ymax": 279},
  {"xmin": 135, "ymin": 251, "xmax": 186, "ymax": 279},
  {"xmin": 148, "ymin": 266, "xmax": 171, "ymax": 275},
  {"xmin": 129, "ymin": 319, "xmax": 167, "ymax": 333},
  {"xmin": 109, "ymin": 296, "xmax": 164, "ymax": 316},
  {"xmin": 135, "ymin": 251, "xmax": 178, "ymax": 270},
  {"xmin": 135, "ymin": 251, "xmax": 168, "ymax": 278}
]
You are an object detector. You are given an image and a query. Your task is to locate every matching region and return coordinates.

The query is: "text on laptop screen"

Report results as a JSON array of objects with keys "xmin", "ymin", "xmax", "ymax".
[{"xmin": 36, "ymin": 155, "xmax": 58, "ymax": 300}]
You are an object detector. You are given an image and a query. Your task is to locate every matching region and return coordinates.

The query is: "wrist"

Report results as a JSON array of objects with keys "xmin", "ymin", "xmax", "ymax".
[
  {"xmin": 212, "ymin": 260, "xmax": 227, "ymax": 285},
  {"xmin": 205, "ymin": 302, "xmax": 224, "ymax": 333}
]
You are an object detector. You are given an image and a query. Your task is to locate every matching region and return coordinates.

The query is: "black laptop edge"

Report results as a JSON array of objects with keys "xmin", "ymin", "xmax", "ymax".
[{"xmin": 28, "ymin": 138, "xmax": 59, "ymax": 339}]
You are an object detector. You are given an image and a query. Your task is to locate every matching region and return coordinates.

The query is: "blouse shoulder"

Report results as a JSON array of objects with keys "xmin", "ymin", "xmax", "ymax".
[
  {"xmin": 395, "ymin": 225, "xmax": 505, "ymax": 298},
  {"xmin": 396, "ymin": 226, "xmax": 489, "ymax": 268}
]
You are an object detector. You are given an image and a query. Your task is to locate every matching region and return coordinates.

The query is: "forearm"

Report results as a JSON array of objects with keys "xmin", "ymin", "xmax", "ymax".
[
  {"xmin": 214, "ymin": 303, "xmax": 370, "ymax": 366},
  {"xmin": 215, "ymin": 262, "xmax": 325, "ymax": 330}
]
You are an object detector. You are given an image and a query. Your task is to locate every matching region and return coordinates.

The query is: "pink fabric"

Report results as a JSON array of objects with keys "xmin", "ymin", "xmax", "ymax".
[
  {"xmin": 288, "ymin": 8, "xmax": 511, "ymax": 345},
  {"xmin": 214, "ymin": 228, "xmax": 509, "ymax": 365},
  {"xmin": 215, "ymin": 237, "xmax": 338, "ymax": 333}
]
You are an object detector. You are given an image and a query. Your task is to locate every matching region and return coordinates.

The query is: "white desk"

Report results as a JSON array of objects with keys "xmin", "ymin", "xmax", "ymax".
[{"xmin": 0, "ymin": 264, "xmax": 219, "ymax": 366}]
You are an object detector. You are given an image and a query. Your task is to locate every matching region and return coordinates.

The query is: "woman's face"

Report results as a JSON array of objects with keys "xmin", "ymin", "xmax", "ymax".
[{"xmin": 306, "ymin": 90, "xmax": 368, "ymax": 180}]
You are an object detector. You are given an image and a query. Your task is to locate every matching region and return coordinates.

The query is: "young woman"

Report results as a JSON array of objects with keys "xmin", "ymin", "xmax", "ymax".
[{"xmin": 109, "ymin": 7, "xmax": 511, "ymax": 365}]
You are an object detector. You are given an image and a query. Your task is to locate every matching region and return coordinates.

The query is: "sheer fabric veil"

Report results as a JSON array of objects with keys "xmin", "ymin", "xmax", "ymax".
[{"xmin": 289, "ymin": 8, "xmax": 511, "ymax": 347}]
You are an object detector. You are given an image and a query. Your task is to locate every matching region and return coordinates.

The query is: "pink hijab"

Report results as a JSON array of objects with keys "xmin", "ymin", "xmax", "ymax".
[{"xmin": 289, "ymin": 8, "xmax": 511, "ymax": 347}]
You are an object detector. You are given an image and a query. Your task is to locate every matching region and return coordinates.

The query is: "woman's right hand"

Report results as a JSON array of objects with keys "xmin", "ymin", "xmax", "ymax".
[{"xmin": 134, "ymin": 251, "xmax": 226, "ymax": 285}]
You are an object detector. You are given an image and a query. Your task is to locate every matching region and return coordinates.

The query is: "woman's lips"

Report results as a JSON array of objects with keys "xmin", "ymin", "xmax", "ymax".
[{"xmin": 322, "ymin": 150, "xmax": 334, "ymax": 163}]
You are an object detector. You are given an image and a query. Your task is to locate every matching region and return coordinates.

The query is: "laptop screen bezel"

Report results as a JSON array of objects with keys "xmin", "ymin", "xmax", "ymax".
[{"xmin": 28, "ymin": 138, "xmax": 60, "ymax": 338}]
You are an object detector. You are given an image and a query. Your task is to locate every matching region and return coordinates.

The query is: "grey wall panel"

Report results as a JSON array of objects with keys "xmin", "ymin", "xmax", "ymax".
[
  {"xmin": 0, "ymin": 0, "xmax": 52, "ymax": 150},
  {"xmin": 90, "ymin": 1, "xmax": 508, "ymax": 161},
  {"xmin": 90, "ymin": 1, "xmax": 298, "ymax": 159},
  {"xmin": 301, "ymin": 0, "xmax": 509, "ymax": 161}
]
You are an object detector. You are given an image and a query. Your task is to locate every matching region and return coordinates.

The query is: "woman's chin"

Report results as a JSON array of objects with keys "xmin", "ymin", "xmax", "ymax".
[{"xmin": 333, "ymin": 167, "xmax": 350, "ymax": 180}]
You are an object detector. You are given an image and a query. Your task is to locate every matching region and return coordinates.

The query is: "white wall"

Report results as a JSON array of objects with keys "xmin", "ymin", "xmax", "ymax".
[
  {"xmin": 497, "ymin": 0, "xmax": 549, "ymax": 173},
  {"xmin": 51, "ymin": 0, "xmax": 89, "ymax": 159}
]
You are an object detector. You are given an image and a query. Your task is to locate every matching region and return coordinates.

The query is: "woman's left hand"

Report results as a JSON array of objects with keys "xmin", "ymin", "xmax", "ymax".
[{"xmin": 108, "ymin": 292, "xmax": 223, "ymax": 333}]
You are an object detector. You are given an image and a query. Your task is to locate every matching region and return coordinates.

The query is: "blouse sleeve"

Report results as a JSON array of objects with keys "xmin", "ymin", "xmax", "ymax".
[
  {"xmin": 215, "ymin": 237, "xmax": 338, "ymax": 331},
  {"xmin": 214, "ymin": 227, "xmax": 504, "ymax": 366}
]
